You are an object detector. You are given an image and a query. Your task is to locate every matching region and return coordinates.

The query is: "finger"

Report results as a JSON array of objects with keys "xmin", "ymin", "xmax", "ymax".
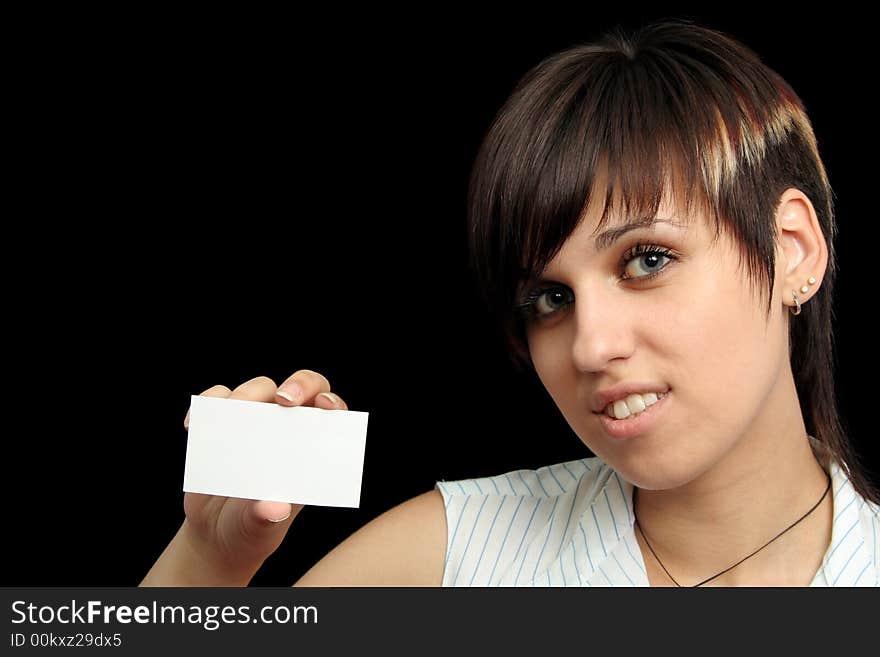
[
  {"xmin": 315, "ymin": 391, "xmax": 349, "ymax": 411},
  {"xmin": 227, "ymin": 375, "xmax": 279, "ymax": 403},
  {"xmin": 275, "ymin": 369, "xmax": 331, "ymax": 407},
  {"xmin": 184, "ymin": 384, "xmax": 232, "ymax": 429}
]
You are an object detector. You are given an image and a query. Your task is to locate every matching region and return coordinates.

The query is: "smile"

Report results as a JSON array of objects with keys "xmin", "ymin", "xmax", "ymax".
[
  {"xmin": 603, "ymin": 390, "xmax": 669, "ymax": 419},
  {"xmin": 596, "ymin": 389, "xmax": 671, "ymax": 441}
]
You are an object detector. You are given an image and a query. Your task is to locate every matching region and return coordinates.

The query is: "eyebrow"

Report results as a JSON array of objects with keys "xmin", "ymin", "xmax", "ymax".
[{"xmin": 593, "ymin": 217, "xmax": 686, "ymax": 251}]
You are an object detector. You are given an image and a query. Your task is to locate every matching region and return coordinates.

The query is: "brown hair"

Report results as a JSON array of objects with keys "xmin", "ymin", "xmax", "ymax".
[{"xmin": 466, "ymin": 18, "xmax": 880, "ymax": 504}]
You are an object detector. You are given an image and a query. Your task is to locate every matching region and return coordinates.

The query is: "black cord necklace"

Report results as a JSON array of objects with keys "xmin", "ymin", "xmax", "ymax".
[{"xmin": 633, "ymin": 470, "xmax": 832, "ymax": 587}]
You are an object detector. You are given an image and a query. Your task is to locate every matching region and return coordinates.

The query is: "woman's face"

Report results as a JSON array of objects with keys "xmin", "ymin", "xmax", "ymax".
[{"xmin": 523, "ymin": 189, "xmax": 792, "ymax": 490}]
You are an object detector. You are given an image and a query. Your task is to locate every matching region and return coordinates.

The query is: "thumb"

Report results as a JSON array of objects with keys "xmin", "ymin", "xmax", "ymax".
[
  {"xmin": 253, "ymin": 500, "xmax": 295, "ymax": 524},
  {"xmin": 231, "ymin": 500, "xmax": 300, "ymax": 558}
]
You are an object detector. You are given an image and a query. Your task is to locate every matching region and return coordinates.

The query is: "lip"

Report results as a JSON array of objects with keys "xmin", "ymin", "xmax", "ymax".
[{"xmin": 595, "ymin": 390, "xmax": 671, "ymax": 441}]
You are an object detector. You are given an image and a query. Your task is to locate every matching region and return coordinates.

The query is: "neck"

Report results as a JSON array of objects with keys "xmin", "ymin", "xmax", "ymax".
[{"xmin": 632, "ymin": 371, "xmax": 833, "ymax": 587}]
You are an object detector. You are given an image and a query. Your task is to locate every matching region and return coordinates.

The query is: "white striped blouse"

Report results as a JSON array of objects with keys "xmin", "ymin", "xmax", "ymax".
[{"xmin": 434, "ymin": 451, "xmax": 879, "ymax": 587}]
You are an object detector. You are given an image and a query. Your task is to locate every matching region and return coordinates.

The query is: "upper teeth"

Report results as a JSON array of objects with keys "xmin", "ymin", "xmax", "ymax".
[{"xmin": 605, "ymin": 391, "xmax": 667, "ymax": 419}]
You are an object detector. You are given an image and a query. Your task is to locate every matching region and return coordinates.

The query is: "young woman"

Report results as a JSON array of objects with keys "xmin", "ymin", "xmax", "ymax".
[{"xmin": 142, "ymin": 19, "xmax": 880, "ymax": 587}]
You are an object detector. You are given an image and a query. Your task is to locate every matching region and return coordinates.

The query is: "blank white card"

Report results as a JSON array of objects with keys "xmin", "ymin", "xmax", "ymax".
[{"xmin": 183, "ymin": 395, "xmax": 369, "ymax": 508}]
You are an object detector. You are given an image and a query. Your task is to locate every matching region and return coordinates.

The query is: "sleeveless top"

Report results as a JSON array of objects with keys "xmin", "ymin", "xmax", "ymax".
[{"xmin": 434, "ymin": 442, "xmax": 879, "ymax": 587}]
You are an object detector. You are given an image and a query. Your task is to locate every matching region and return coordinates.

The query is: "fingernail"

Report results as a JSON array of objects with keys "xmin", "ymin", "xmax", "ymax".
[
  {"xmin": 318, "ymin": 392, "xmax": 338, "ymax": 407},
  {"xmin": 277, "ymin": 384, "xmax": 302, "ymax": 403},
  {"xmin": 268, "ymin": 511, "xmax": 291, "ymax": 523}
]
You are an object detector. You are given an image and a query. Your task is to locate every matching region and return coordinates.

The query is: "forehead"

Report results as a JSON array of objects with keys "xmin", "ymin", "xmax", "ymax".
[{"xmin": 541, "ymin": 189, "xmax": 698, "ymax": 266}]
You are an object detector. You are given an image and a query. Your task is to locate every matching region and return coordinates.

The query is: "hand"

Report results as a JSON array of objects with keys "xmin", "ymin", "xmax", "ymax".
[{"xmin": 180, "ymin": 370, "xmax": 349, "ymax": 580}]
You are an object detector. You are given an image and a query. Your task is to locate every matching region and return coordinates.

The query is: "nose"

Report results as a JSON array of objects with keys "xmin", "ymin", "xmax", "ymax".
[{"xmin": 570, "ymin": 285, "xmax": 635, "ymax": 372}]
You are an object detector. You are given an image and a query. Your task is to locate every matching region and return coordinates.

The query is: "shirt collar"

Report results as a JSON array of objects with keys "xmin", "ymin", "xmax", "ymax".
[
  {"xmin": 816, "ymin": 458, "xmax": 876, "ymax": 586},
  {"xmin": 580, "ymin": 451, "xmax": 876, "ymax": 587}
]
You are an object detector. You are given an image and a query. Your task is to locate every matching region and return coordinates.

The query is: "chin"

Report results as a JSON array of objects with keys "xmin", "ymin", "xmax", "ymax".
[{"xmin": 604, "ymin": 449, "xmax": 708, "ymax": 491}]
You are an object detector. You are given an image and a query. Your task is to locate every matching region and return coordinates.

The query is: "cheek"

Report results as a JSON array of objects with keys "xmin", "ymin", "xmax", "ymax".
[
  {"xmin": 528, "ymin": 329, "xmax": 570, "ymax": 390},
  {"xmin": 670, "ymin": 256, "xmax": 779, "ymax": 421}
]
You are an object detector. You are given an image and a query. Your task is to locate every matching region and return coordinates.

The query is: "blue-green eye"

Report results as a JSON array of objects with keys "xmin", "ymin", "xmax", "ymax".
[{"xmin": 621, "ymin": 243, "xmax": 675, "ymax": 280}]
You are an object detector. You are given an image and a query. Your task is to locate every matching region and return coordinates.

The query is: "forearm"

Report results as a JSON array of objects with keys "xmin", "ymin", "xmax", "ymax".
[{"xmin": 140, "ymin": 522, "xmax": 258, "ymax": 587}]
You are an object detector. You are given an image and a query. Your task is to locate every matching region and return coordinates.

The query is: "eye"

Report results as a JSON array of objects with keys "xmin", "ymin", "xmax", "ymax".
[
  {"xmin": 620, "ymin": 242, "xmax": 676, "ymax": 281},
  {"xmin": 516, "ymin": 286, "xmax": 573, "ymax": 321}
]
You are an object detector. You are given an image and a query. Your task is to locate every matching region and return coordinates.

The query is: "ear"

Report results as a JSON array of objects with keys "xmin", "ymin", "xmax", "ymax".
[{"xmin": 775, "ymin": 188, "xmax": 829, "ymax": 310}]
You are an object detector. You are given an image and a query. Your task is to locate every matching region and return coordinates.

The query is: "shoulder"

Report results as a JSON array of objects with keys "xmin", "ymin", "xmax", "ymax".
[
  {"xmin": 293, "ymin": 488, "xmax": 447, "ymax": 586},
  {"xmin": 858, "ymin": 487, "xmax": 880, "ymax": 521},
  {"xmin": 433, "ymin": 455, "xmax": 632, "ymax": 586},
  {"xmin": 435, "ymin": 455, "xmax": 609, "ymax": 503}
]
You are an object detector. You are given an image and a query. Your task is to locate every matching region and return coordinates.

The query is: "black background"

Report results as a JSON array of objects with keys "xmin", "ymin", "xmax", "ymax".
[{"xmin": 7, "ymin": 9, "xmax": 878, "ymax": 586}]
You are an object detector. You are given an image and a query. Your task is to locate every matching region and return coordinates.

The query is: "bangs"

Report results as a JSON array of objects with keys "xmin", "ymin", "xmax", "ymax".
[{"xmin": 514, "ymin": 55, "xmax": 720, "ymax": 289}]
